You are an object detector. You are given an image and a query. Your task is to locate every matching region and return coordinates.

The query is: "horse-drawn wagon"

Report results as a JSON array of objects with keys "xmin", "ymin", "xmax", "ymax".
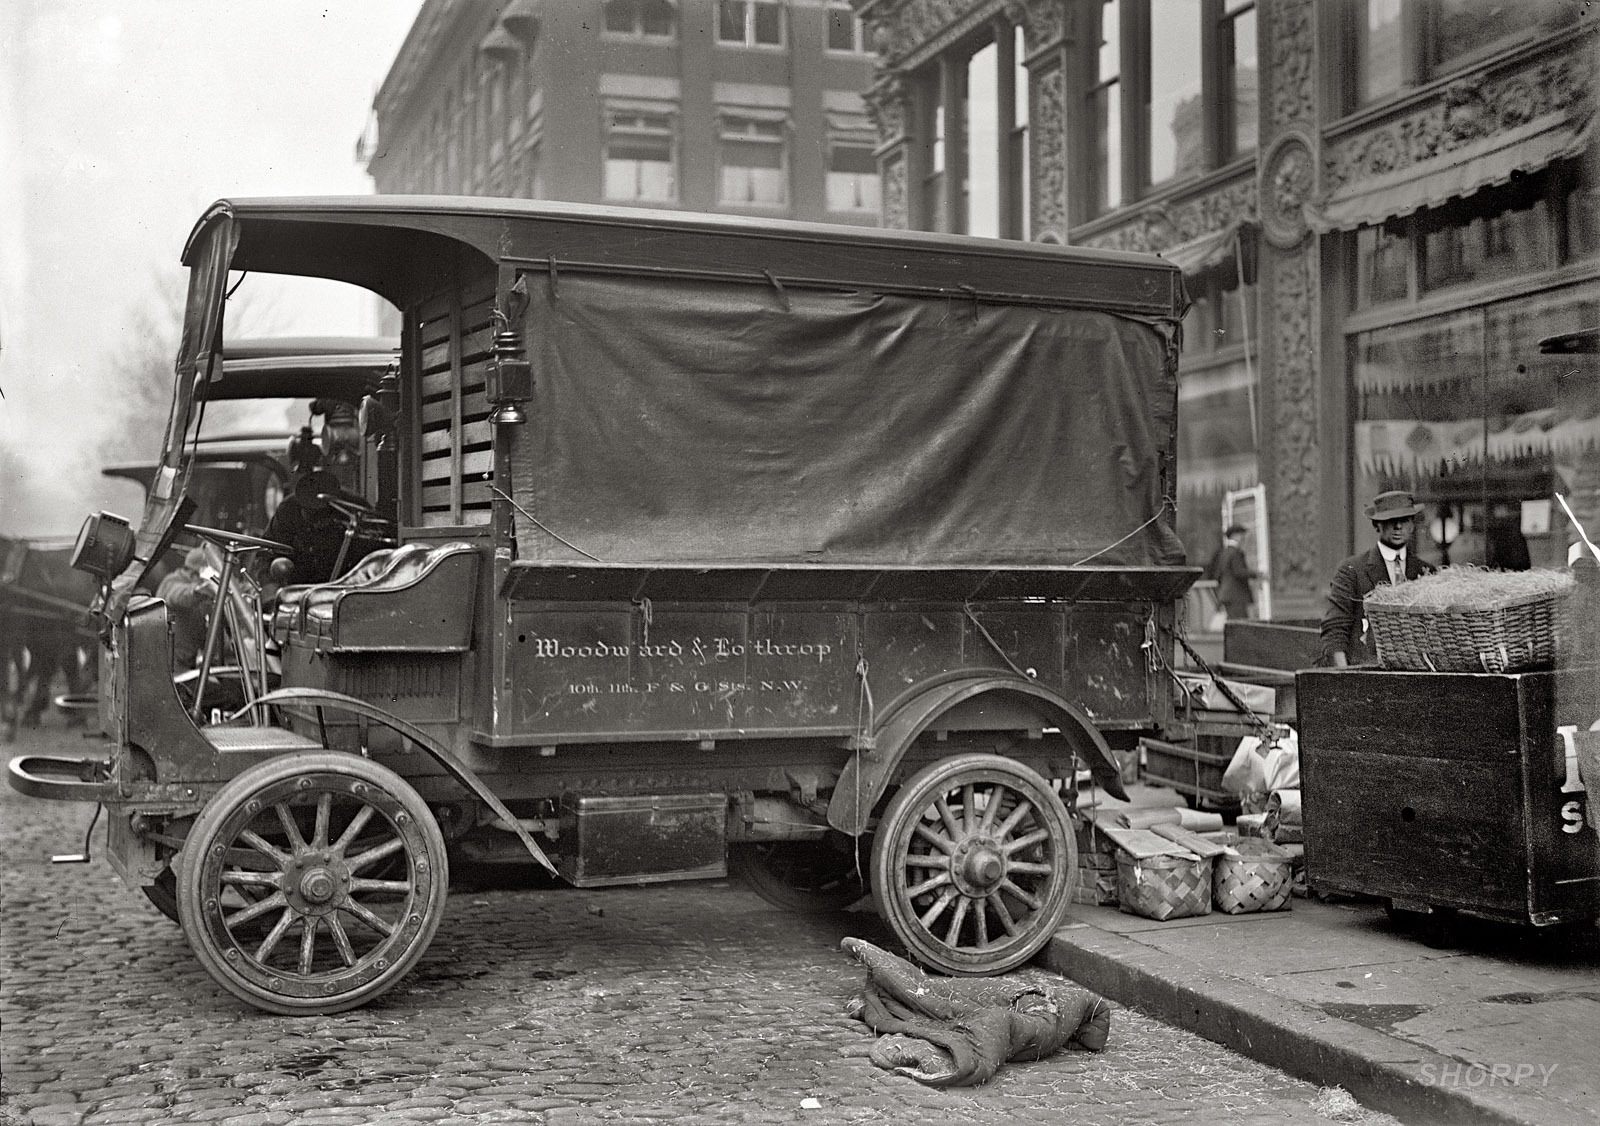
[{"xmin": 11, "ymin": 196, "xmax": 1195, "ymax": 1013}]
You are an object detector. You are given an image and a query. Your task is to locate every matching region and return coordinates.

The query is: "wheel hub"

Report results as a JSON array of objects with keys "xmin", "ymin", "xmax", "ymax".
[
  {"xmin": 284, "ymin": 852, "xmax": 347, "ymax": 915},
  {"xmin": 949, "ymin": 836, "xmax": 1006, "ymax": 896}
]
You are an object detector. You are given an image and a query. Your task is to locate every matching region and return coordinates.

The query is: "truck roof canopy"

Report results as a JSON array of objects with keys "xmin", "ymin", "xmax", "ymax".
[{"xmin": 184, "ymin": 196, "xmax": 1186, "ymax": 317}]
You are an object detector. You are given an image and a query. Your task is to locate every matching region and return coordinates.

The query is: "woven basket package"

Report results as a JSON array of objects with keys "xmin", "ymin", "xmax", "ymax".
[
  {"xmin": 1213, "ymin": 839, "xmax": 1294, "ymax": 914},
  {"xmin": 1116, "ymin": 853, "xmax": 1212, "ymax": 921},
  {"xmin": 1365, "ymin": 567, "xmax": 1574, "ymax": 674}
]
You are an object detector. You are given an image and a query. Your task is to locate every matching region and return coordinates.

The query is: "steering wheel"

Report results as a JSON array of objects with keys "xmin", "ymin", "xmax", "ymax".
[
  {"xmin": 320, "ymin": 496, "xmax": 397, "ymax": 542},
  {"xmin": 322, "ymin": 496, "xmax": 381, "ymax": 523},
  {"xmin": 184, "ymin": 525, "xmax": 294, "ymax": 556}
]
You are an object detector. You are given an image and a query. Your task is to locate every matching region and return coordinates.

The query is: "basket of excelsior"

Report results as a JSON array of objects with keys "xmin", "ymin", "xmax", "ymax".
[{"xmin": 1364, "ymin": 566, "xmax": 1575, "ymax": 674}]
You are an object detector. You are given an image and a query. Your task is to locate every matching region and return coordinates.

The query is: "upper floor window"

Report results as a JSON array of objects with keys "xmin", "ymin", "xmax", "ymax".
[
  {"xmin": 605, "ymin": 106, "xmax": 677, "ymax": 203},
  {"xmin": 826, "ymin": 114, "xmax": 879, "ymax": 213},
  {"xmin": 1088, "ymin": 0, "xmax": 1124, "ymax": 214},
  {"xmin": 718, "ymin": 112, "xmax": 789, "ymax": 206},
  {"xmin": 1221, "ymin": 0, "xmax": 1258, "ymax": 160},
  {"xmin": 1345, "ymin": 0, "xmax": 1580, "ymax": 113},
  {"xmin": 1146, "ymin": 0, "xmax": 1204, "ymax": 187},
  {"xmin": 718, "ymin": 1, "xmax": 785, "ymax": 48},
  {"xmin": 604, "ymin": 0, "xmax": 676, "ymax": 39},
  {"xmin": 827, "ymin": 3, "xmax": 868, "ymax": 52}
]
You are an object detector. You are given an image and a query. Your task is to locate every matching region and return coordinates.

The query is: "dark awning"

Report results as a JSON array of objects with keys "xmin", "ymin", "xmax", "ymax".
[
  {"xmin": 1157, "ymin": 221, "xmax": 1256, "ymax": 284},
  {"xmin": 1310, "ymin": 109, "xmax": 1594, "ymax": 233}
]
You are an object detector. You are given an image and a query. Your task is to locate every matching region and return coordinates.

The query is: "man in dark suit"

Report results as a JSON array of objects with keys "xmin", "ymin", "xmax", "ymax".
[
  {"xmin": 1208, "ymin": 523, "xmax": 1256, "ymax": 621},
  {"xmin": 1319, "ymin": 490, "xmax": 1437, "ymax": 667}
]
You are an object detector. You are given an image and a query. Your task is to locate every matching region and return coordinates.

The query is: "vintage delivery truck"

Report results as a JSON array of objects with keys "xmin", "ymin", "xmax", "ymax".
[{"xmin": 11, "ymin": 196, "xmax": 1194, "ymax": 1014}]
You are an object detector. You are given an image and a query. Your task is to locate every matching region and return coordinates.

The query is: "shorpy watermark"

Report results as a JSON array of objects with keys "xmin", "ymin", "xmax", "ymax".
[{"xmin": 1419, "ymin": 1061, "xmax": 1559, "ymax": 1088}]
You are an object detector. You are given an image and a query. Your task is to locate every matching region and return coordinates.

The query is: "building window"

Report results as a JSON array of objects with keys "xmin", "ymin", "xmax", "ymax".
[
  {"xmin": 1352, "ymin": 170, "xmax": 1580, "ymax": 311},
  {"xmin": 604, "ymin": 0, "xmax": 675, "ymax": 39},
  {"xmin": 826, "ymin": 134, "xmax": 880, "ymax": 213},
  {"xmin": 605, "ymin": 107, "xmax": 677, "ymax": 203},
  {"xmin": 1420, "ymin": 196, "xmax": 1554, "ymax": 294},
  {"xmin": 1355, "ymin": 222, "xmax": 1411, "ymax": 309},
  {"xmin": 826, "ymin": 3, "xmax": 867, "ymax": 52},
  {"xmin": 718, "ymin": 112, "xmax": 789, "ymax": 206},
  {"xmin": 718, "ymin": 1, "xmax": 785, "ymax": 48},
  {"xmin": 901, "ymin": 20, "xmax": 1029, "ymax": 237},
  {"xmin": 1089, "ymin": 0, "xmax": 1124, "ymax": 215},
  {"xmin": 1147, "ymin": 0, "xmax": 1204, "ymax": 187},
  {"xmin": 1346, "ymin": 177, "xmax": 1600, "ymax": 567},
  {"xmin": 1353, "ymin": 0, "xmax": 1404, "ymax": 108},
  {"xmin": 1220, "ymin": 0, "xmax": 1258, "ymax": 160},
  {"xmin": 1083, "ymin": 0, "xmax": 1279, "ymax": 221},
  {"xmin": 1344, "ymin": 0, "xmax": 1579, "ymax": 113}
]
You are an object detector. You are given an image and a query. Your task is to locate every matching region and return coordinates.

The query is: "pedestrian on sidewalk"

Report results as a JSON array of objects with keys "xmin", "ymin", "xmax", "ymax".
[
  {"xmin": 1207, "ymin": 523, "xmax": 1256, "ymax": 624},
  {"xmin": 1319, "ymin": 490, "xmax": 1435, "ymax": 667}
]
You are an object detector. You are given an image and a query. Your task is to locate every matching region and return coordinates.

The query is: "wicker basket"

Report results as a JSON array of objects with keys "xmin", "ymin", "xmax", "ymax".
[
  {"xmin": 1073, "ymin": 861, "xmax": 1120, "ymax": 906},
  {"xmin": 1366, "ymin": 574, "xmax": 1573, "ymax": 674},
  {"xmin": 1213, "ymin": 840, "xmax": 1293, "ymax": 914},
  {"xmin": 1116, "ymin": 853, "xmax": 1212, "ymax": 921}
]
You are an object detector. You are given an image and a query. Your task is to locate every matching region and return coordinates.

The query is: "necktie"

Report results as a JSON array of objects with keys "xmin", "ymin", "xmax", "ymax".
[{"xmin": 1389, "ymin": 555, "xmax": 1404, "ymax": 584}]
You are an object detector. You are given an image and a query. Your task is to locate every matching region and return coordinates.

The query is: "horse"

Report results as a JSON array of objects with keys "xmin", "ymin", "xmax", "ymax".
[{"xmin": 1, "ymin": 536, "xmax": 100, "ymax": 740}]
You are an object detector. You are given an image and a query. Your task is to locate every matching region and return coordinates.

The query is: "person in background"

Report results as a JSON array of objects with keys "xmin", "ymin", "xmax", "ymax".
[
  {"xmin": 1319, "ymin": 490, "xmax": 1437, "ymax": 667},
  {"xmin": 155, "ymin": 546, "xmax": 216, "ymax": 672},
  {"xmin": 261, "ymin": 468, "xmax": 350, "ymax": 589},
  {"xmin": 1207, "ymin": 523, "xmax": 1256, "ymax": 623}
]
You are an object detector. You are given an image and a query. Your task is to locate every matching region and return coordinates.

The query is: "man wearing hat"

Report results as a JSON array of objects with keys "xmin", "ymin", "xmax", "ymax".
[
  {"xmin": 1207, "ymin": 523, "xmax": 1257, "ymax": 623},
  {"xmin": 1319, "ymin": 490, "xmax": 1436, "ymax": 666}
]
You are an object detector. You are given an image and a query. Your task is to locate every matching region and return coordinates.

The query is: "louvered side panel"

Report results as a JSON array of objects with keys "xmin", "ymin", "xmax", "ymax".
[{"xmin": 412, "ymin": 279, "xmax": 498, "ymax": 528}]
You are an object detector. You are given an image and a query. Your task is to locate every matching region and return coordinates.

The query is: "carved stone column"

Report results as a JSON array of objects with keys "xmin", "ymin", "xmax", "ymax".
[
  {"xmin": 863, "ymin": 69, "xmax": 913, "ymax": 230},
  {"xmin": 1005, "ymin": 1, "xmax": 1072, "ymax": 242},
  {"xmin": 1256, "ymin": 0, "xmax": 1322, "ymax": 617}
]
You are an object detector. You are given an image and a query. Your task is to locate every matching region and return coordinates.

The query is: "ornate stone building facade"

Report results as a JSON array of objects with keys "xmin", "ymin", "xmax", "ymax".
[{"xmin": 855, "ymin": 0, "xmax": 1600, "ymax": 618}]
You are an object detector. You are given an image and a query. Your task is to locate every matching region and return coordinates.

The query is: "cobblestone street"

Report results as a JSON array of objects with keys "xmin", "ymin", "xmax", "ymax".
[{"xmin": 2, "ymin": 722, "xmax": 1382, "ymax": 1126}]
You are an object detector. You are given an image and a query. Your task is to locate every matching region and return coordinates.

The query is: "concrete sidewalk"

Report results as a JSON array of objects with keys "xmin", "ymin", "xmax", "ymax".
[{"xmin": 1045, "ymin": 796, "xmax": 1600, "ymax": 1125}]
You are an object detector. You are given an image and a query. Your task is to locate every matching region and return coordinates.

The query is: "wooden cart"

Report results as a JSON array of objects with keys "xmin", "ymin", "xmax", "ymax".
[{"xmin": 1296, "ymin": 666, "xmax": 1600, "ymax": 927}]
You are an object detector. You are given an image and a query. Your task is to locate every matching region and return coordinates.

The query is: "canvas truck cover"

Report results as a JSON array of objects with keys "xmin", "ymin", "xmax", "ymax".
[{"xmin": 509, "ymin": 272, "xmax": 1183, "ymax": 569}]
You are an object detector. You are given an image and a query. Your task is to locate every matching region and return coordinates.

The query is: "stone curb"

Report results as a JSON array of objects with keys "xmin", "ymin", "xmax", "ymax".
[{"xmin": 1040, "ymin": 923, "xmax": 1580, "ymax": 1126}]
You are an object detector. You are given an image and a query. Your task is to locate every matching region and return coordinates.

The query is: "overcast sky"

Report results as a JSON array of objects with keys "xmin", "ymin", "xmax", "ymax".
[{"xmin": 1, "ymin": 0, "xmax": 422, "ymax": 537}]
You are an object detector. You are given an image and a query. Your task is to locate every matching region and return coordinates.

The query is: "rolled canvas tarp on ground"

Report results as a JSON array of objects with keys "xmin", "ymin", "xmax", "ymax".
[{"xmin": 511, "ymin": 273, "xmax": 1182, "ymax": 568}]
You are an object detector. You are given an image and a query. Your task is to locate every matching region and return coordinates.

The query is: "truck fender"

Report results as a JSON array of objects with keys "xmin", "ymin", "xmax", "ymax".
[
  {"xmin": 251, "ymin": 687, "xmax": 557, "ymax": 875},
  {"xmin": 826, "ymin": 674, "xmax": 1128, "ymax": 836}
]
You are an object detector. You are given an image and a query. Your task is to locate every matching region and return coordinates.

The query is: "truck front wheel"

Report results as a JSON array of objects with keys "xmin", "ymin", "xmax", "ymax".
[
  {"xmin": 176, "ymin": 752, "xmax": 448, "ymax": 1015},
  {"xmin": 870, "ymin": 753, "xmax": 1077, "ymax": 976}
]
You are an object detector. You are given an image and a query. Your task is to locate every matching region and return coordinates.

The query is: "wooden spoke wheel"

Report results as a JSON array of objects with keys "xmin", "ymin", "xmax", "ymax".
[
  {"xmin": 870, "ymin": 754, "xmax": 1077, "ymax": 976},
  {"xmin": 176, "ymin": 753, "xmax": 448, "ymax": 1015},
  {"xmin": 729, "ymin": 839, "xmax": 867, "ymax": 914}
]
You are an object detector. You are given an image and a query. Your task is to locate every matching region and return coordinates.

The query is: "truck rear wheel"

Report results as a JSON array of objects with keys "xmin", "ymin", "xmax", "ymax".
[
  {"xmin": 870, "ymin": 753, "xmax": 1077, "ymax": 976},
  {"xmin": 729, "ymin": 839, "xmax": 866, "ymax": 913},
  {"xmin": 176, "ymin": 752, "xmax": 448, "ymax": 1015}
]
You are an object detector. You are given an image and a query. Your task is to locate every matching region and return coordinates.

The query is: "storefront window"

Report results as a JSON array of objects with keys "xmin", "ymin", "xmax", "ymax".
[
  {"xmin": 1351, "ymin": 284, "xmax": 1600, "ymax": 569},
  {"xmin": 1566, "ymin": 180, "xmax": 1600, "ymax": 260}
]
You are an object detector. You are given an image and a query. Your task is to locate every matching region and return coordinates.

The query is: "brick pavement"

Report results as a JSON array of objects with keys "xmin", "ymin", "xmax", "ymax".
[{"xmin": 1, "ymin": 722, "xmax": 1395, "ymax": 1125}]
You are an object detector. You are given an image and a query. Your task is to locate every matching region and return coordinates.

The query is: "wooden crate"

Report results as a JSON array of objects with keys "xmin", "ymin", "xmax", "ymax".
[
  {"xmin": 1139, "ymin": 735, "xmax": 1241, "ymax": 808},
  {"xmin": 1295, "ymin": 667, "xmax": 1600, "ymax": 925}
]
